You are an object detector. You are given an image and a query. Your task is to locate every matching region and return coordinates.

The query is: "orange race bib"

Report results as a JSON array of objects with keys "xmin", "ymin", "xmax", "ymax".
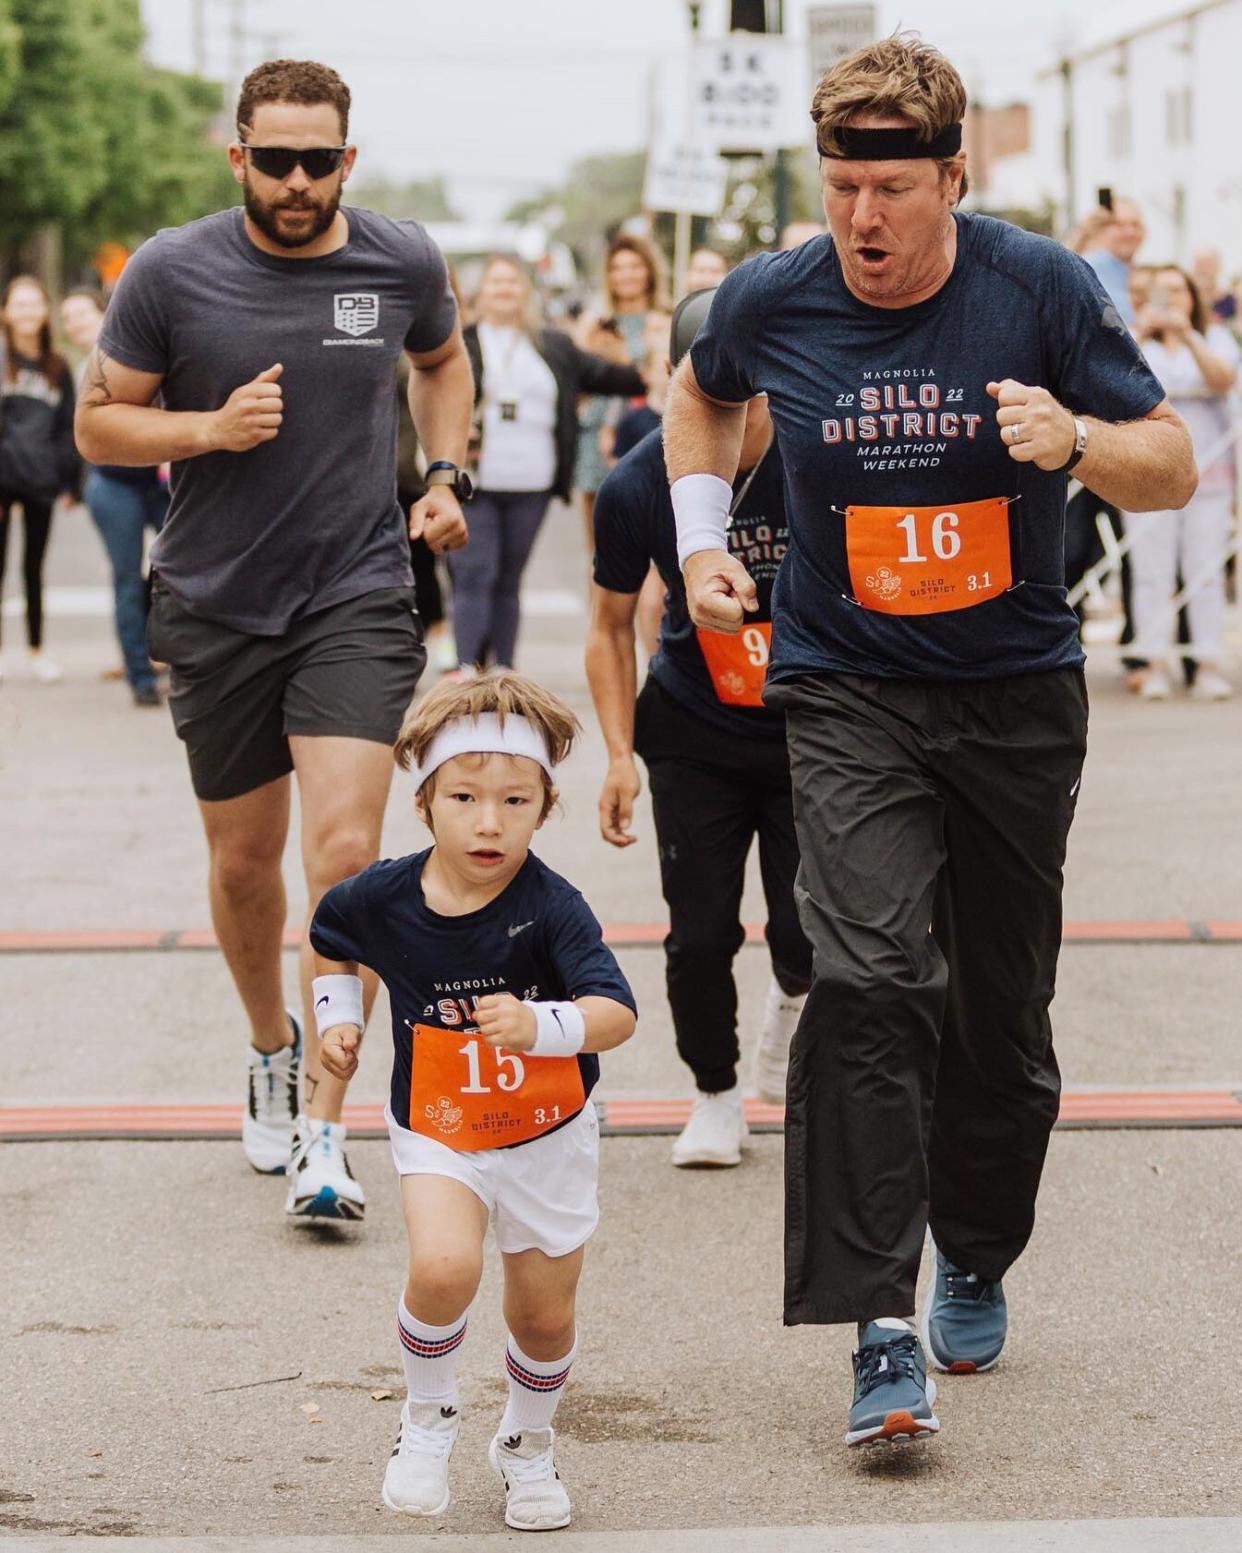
[
  {"xmin": 844, "ymin": 497, "xmax": 1013, "ymax": 616},
  {"xmin": 696, "ymin": 623, "xmax": 772, "ymax": 707},
  {"xmin": 407, "ymin": 1023, "xmax": 586, "ymax": 1152}
]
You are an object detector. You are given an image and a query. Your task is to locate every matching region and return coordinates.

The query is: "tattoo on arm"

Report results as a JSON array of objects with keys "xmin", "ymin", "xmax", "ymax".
[
  {"xmin": 82, "ymin": 347, "xmax": 115, "ymax": 407},
  {"xmin": 304, "ymin": 1076, "xmax": 319, "ymax": 1103}
]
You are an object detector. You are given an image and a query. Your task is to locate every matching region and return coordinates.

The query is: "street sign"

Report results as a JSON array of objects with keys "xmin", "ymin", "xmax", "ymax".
[
  {"xmin": 643, "ymin": 141, "xmax": 729, "ymax": 217},
  {"xmin": 692, "ymin": 35, "xmax": 808, "ymax": 153},
  {"xmin": 807, "ymin": 4, "xmax": 878, "ymax": 85}
]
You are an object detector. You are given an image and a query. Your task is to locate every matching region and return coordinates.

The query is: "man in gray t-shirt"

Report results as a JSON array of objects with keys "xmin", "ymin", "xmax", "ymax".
[{"xmin": 75, "ymin": 59, "xmax": 476, "ymax": 1225}]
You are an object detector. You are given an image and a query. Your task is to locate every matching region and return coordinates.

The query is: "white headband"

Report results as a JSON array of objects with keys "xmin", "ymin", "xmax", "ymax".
[{"xmin": 412, "ymin": 713, "xmax": 555, "ymax": 790}]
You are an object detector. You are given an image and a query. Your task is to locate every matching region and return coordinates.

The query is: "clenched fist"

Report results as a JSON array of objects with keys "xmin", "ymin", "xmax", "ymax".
[
  {"xmin": 987, "ymin": 379, "xmax": 1077, "ymax": 471},
  {"xmin": 209, "ymin": 363, "xmax": 284, "ymax": 452},
  {"xmin": 474, "ymin": 992, "xmax": 537, "ymax": 1052},
  {"xmin": 682, "ymin": 548, "xmax": 758, "ymax": 634},
  {"xmin": 319, "ymin": 1021, "xmax": 361, "ymax": 1081}
]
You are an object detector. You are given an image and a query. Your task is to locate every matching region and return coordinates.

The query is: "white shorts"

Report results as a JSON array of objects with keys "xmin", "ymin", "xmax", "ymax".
[{"xmin": 385, "ymin": 1101, "xmax": 600, "ymax": 1259}]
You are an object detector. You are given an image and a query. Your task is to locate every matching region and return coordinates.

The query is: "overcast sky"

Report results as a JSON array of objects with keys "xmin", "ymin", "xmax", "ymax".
[{"xmin": 140, "ymin": 0, "xmax": 1127, "ymax": 220}]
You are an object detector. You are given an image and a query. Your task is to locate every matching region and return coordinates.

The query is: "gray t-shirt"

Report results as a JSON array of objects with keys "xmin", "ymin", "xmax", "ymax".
[{"xmin": 99, "ymin": 205, "xmax": 457, "ymax": 633}]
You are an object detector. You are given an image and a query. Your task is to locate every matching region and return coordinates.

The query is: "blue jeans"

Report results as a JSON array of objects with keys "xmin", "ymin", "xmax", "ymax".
[
  {"xmin": 448, "ymin": 489, "xmax": 551, "ymax": 668},
  {"xmin": 83, "ymin": 471, "xmax": 168, "ymax": 690}
]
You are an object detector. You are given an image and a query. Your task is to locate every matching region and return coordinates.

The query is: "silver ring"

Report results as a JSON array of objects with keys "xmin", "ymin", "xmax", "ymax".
[{"xmin": 1008, "ymin": 422, "xmax": 1024, "ymax": 445}]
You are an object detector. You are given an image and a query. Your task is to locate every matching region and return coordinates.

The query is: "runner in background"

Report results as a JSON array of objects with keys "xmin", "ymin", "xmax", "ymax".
[{"xmin": 587, "ymin": 289, "xmax": 810, "ymax": 1167}]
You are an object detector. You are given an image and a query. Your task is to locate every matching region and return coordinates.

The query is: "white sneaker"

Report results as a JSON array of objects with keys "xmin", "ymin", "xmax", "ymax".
[
  {"xmin": 242, "ymin": 1013, "xmax": 301, "ymax": 1174},
  {"xmin": 382, "ymin": 1399, "xmax": 458, "ymax": 1516},
  {"xmin": 285, "ymin": 1115, "xmax": 366, "ymax": 1221},
  {"xmin": 489, "ymin": 1428, "xmax": 572, "ymax": 1531},
  {"xmin": 1191, "ymin": 668, "xmax": 1234, "ymax": 702},
  {"xmin": 752, "ymin": 978, "xmax": 806, "ymax": 1105},
  {"xmin": 1140, "ymin": 665, "xmax": 1172, "ymax": 701},
  {"xmin": 28, "ymin": 652, "xmax": 63, "ymax": 683},
  {"xmin": 671, "ymin": 1086, "xmax": 748, "ymax": 1168}
]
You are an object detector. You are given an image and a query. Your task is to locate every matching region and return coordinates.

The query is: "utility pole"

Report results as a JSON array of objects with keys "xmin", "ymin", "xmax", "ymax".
[
  {"xmin": 730, "ymin": 0, "xmax": 790, "ymax": 242},
  {"xmin": 191, "ymin": 0, "xmax": 206, "ymax": 76}
]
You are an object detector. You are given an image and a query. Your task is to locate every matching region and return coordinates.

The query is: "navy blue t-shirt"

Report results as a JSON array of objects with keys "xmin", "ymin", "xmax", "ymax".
[
  {"xmin": 690, "ymin": 213, "xmax": 1167, "ymax": 682},
  {"xmin": 310, "ymin": 848, "xmax": 635, "ymax": 1141},
  {"xmin": 594, "ymin": 428, "xmax": 788, "ymax": 739}
]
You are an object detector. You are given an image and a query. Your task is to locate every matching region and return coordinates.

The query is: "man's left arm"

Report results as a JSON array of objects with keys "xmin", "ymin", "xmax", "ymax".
[
  {"xmin": 406, "ymin": 321, "xmax": 475, "ymax": 552},
  {"xmin": 988, "ymin": 380, "xmax": 1197, "ymax": 513}
]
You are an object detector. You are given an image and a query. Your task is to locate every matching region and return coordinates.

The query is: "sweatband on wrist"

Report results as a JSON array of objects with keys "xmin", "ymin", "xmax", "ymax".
[
  {"xmin": 672, "ymin": 473, "xmax": 732, "ymax": 568},
  {"xmin": 524, "ymin": 1000, "xmax": 586, "ymax": 1058},
  {"xmin": 312, "ymin": 974, "xmax": 364, "ymax": 1037}
]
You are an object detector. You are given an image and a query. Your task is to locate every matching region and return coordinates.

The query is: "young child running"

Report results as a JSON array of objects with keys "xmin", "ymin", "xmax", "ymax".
[{"xmin": 309, "ymin": 672, "xmax": 636, "ymax": 1530}]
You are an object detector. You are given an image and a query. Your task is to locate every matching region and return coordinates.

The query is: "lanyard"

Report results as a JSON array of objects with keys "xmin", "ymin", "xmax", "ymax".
[{"xmin": 727, "ymin": 434, "xmax": 775, "ymax": 523}]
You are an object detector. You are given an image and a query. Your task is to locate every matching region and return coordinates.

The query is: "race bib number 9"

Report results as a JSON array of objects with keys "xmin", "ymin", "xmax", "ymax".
[
  {"xmin": 845, "ymin": 497, "xmax": 1012, "ymax": 616},
  {"xmin": 408, "ymin": 1023, "xmax": 585, "ymax": 1151},
  {"xmin": 696, "ymin": 623, "xmax": 772, "ymax": 706}
]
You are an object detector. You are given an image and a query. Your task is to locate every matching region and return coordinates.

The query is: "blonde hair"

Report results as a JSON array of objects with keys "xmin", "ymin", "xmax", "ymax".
[
  {"xmin": 395, "ymin": 671, "xmax": 580, "ymax": 820},
  {"xmin": 811, "ymin": 32, "xmax": 969, "ymax": 197},
  {"xmin": 475, "ymin": 252, "xmax": 542, "ymax": 335}
]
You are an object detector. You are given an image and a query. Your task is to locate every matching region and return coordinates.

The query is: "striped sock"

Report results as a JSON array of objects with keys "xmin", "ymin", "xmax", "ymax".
[
  {"xmin": 396, "ymin": 1298, "xmax": 467, "ymax": 1408},
  {"xmin": 498, "ymin": 1331, "xmax": 577, "ymax": 1436}
]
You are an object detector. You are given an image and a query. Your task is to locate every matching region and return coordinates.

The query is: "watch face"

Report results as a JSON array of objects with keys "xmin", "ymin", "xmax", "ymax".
[{"xmin": 456, "ymin": 469, "xmax": 475, "ymax": 502}]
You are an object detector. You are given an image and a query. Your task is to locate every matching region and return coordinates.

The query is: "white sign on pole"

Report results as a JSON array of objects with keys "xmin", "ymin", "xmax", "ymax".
[
  {"xmin": 692, "ymin": 35, "xmax": 808, "ymax": 153},
  {"xmin": 643, "ymin": 141, "xmax": 728, "ymax": 217},
  {"xmin": 807, "ymin": 5, "xmax": 878, "ymax": 85}
]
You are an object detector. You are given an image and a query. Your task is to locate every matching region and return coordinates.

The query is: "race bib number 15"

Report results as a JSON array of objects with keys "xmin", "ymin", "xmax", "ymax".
[
  {"xmin": 407, "ymin": 1023, "xmax": 585, "ymax": 1152},
  {"xmin": 845, "ymin": 497, "xmax": 1012, "ymax": 616}
]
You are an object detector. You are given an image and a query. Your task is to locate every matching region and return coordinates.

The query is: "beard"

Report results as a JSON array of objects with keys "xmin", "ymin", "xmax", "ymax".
[{"xmin": 243, "ymin": 173, "xmax": 341, "ymax": 249}]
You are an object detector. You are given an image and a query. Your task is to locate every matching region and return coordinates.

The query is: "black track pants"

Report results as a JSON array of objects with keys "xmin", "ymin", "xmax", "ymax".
[
  {"xmin": 765, "ymin": 669, "xmax": 1088, "ymax": 1326},
  {"xmin": 635, "ymin": 678, "xmax": 813, "ymax": 1093}
]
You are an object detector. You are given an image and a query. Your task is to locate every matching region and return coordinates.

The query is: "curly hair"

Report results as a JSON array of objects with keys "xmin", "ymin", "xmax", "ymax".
[{"xmin": 237, "ymin": 59, "xmax": 351, "ymax": 139}]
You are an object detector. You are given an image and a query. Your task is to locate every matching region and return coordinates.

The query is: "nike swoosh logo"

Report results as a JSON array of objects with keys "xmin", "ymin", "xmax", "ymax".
[
  {"xmin": 315, "ymin": 995, "xmax": 330, "ymax": 1007},
  {"xmin": 507, "ymin": 921, "xmax": 535, "ymax": 938},
  {"xmin": 1070, "ymin": 776, "xmax": 1081, "ymax": 797}
]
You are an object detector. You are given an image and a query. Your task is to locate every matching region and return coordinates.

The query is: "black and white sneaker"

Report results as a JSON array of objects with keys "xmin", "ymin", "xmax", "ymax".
[
  {"xmin": 382, "ymin": 1401, "xmax": 458, "ymax": 1515},
  {"xmin": 285, "ymin": 1115, "xmax": 366, "ymax": 1221},
  {"xmin": 489, "ymin": 1427, "xmax": 572, "ymax": 1530},
  {"xmin": 242, "ymin": 1012, "xmax": 301, "ymax": 1174}
]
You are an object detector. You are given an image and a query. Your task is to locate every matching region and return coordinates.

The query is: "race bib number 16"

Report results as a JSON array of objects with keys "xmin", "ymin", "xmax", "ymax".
[
  {"xmin": 408, "ymin": 1023, "xmax": 585, "ymax": 1152},
  {"xmin": 844, "ymin": 497, "xmax": 1013, "ymax": 616}
]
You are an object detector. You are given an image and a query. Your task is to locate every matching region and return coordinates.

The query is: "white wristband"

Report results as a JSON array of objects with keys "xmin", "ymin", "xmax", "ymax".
[
  {"xmin": 524, "ymin": 1000, "xmax": 586, "ymax": 1058},
  {"xmin": 312, "ymin": 974, "xmax": 364, "ymax": 1038},
  {"xmin": 671, "ymin": 473, "xmax": 732, "ymax": 568}
]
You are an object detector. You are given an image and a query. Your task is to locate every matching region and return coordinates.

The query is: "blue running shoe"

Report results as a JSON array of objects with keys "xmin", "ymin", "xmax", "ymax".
[
  {"xmin": 846, "ymin": 1321, "xmax": 940, "ymax": 1448},
  {"xmin": 921, "ymin": 1237, "xmax": 1007, "ymax": 1374}
]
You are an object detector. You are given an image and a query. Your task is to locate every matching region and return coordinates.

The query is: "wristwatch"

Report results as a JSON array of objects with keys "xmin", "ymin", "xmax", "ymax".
[
  {"xmin": 1056, "ymin": 416, "xmax": 1088, "ymax": 475},
  {"xmin": 425, "ymin": 461, "xmax": 475, "ymax": 502}
]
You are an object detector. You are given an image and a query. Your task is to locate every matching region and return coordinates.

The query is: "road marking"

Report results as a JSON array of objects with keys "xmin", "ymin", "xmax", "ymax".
[
  {"xmin": 3, "ymin": 1088, "xmax": 1240, "ymax": 1140},
  {"xmin": 1, "ymin": 920, "xmax": 1240, "ymax": 953}
]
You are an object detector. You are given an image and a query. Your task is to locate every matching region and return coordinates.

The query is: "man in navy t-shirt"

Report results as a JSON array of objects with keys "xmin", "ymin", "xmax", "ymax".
[
  {"xmin": 663, "ymin": 35, "xmax": 1195, "ymax": 1449},
  {"xmin": 587, "ymin": 289, "xmax": 812, "ymax": 1170}
]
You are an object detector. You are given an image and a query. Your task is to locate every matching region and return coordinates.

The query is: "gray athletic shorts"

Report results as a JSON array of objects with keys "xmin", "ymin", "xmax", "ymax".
[{"xmin": 148, "ymin": 581, "xmax": 425, "ymax": 803}]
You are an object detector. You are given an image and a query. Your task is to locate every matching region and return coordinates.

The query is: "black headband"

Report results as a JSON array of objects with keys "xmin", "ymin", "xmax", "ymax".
[{"xmin": 823, "ymin": 123, "xmax": 963, "ymax": 161}]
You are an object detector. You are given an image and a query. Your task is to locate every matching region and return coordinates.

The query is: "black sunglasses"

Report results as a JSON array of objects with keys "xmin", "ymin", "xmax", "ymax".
[{"xmin": 240, "ymin": 143, "xmax": 347, "ymax": 180}]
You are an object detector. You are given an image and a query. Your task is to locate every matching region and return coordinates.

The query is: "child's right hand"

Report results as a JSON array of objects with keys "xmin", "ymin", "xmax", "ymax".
[{"xmin": 319, "ymin": 1023, "xmax": 361, "ymax": 1080}]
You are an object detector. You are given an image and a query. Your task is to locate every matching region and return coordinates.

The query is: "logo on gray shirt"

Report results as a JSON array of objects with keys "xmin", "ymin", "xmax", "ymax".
[{"xmin": 333, "ymin": 293, "xmax": 379, "ymax": 336}]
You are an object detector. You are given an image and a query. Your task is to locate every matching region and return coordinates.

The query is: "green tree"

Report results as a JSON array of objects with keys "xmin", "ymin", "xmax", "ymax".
[
  {"xmin": 0, "ymin": 0, "xmax": 236, "ymax": 276},
  {"xmin": 64, "ymin": 0, "xmax": 236, "ymax": 275},
  {"xmin": 0, "ymin": 0, "xmax": 109, "ymax": 255},
  {"xmin": 506, "ymin": 150, "xmax": 647, "ymax": 267},
  {"xmin": 0, "ymin": 0, "xmax": 20, "ymax": 117}
]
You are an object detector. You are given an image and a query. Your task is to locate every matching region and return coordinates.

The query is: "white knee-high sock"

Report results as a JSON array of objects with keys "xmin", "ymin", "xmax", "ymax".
[
  {"xmin": 498, "ymin": 1331, "xmax": 577, "ymax": 1436},
  {"xmin": 397, "ymin": 1298, "xmax": 466, "ymax": 1408}
]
